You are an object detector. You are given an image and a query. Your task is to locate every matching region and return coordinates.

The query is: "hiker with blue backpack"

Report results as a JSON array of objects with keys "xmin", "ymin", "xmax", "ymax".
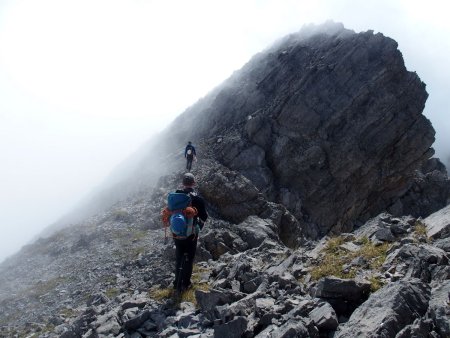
[
  {"xmin": 184, "ymin": 141, "xmax": 196, "ymax": 172},
  {"xmin": 162, "ymin": 173, "xmax": 208, "ymax": 292}
]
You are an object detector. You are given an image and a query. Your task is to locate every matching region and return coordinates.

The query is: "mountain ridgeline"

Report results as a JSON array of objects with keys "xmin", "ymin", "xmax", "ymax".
[
  {"xmin": 88, "ymin": 21, "xmax": 447, "ymax": 242},
  {"xmin": 1, "ymin": 22, "xmax": 449, "ymax": 338}
]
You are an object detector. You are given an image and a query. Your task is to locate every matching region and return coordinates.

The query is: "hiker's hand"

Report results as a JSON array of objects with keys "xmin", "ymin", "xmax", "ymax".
[{"xmin": 198, "ymin": 219, "xmax": 205, "ymax": 230}]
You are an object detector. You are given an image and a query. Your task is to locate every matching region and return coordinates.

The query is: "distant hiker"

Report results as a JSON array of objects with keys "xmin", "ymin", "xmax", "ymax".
[
  {"xmin": 184, "ymin": 141, "xmax": 196, "ymax": 172},
  {"xmin": 162, "ymin": 173, "xmax": 208, "ymax": 291}
]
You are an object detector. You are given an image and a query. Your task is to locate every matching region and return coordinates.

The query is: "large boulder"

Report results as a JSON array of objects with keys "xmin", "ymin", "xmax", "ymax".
[
  {"xmin": 196, "ymin": 161, "xmax": 268, "ymax": 224},
  {"xmin": 313, "ymin": 277, "xmax": 371, "ymax": 317},
  {"xmin": 233, "ymin": 216, "xmax": 279, "ymax": 248},
  {"xmin": 308, "ymin": 302, "xmax": 338, "ymax": 331},
  {"xmin": 335, "ymin": 279, "xmax": 430, "ymax": 338}
]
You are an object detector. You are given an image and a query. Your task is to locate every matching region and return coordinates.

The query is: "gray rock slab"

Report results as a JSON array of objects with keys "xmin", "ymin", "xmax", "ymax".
[
  {"xmin": 395, "ymin": 318, "xmax": 434, "ymax": 338},
  {"xmin": 372, "ymin": 228, "xmax": 396, "ymax": 242},
  {"xmin": 424, "ymin": 205, "xmax": 450, "ymax": 239},
  {"xmin": 195, "ymin": 288, "xmax": 244, "ymax": 312},
  {"xmin": 339, "ymin": 242, "xmax": 361, "ymax": 252},
  {"xmin": 314, "ymin": 277, "xmax": 371, "ymax": 303},
  {"xmin": 213, "ymin": 316, "xmax": 248, "ymax": 338},
  {"xmin": 435, "ymin": 237, "xmax": 450, "ymax": 252},
  {"xmin": 427, "ymin": 280, "xmax": 450, "ymax": 337},
  {"xmin": 308, "ymin": 302, "xmax": 338, "ymax": 331},
  {"xmin": 272, "ymin": 319, "xmax": 309, "ymax": 338},
  {"xmin": 123, "ymin": 309, "xmax": 152, "ymax": 331}
]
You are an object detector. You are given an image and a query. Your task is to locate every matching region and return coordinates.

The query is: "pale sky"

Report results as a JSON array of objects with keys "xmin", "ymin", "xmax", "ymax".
[{"xmin": 1, "ymin": 0, "xmax": 449, "ymax": 262}]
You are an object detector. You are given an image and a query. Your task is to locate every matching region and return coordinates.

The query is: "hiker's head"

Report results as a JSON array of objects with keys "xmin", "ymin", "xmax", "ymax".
[
  {"xmin": 182, "ymin": 173, "xmax": 195, "ymax": 187},
  {"xmin": 188, "ymin": 141, "xmax": 192, "ymax": 145}
]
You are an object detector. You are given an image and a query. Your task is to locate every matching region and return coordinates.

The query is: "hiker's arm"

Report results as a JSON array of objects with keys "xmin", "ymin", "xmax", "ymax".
[{"xmin": 195, "ymin": 197, "xmax": 208, "ymax": 225}]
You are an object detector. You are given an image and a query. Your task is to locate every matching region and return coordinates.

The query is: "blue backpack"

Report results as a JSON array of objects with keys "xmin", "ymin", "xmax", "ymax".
[{"xmin": 167, "ymin": 192, "xmax": 195, "ymax": 239}]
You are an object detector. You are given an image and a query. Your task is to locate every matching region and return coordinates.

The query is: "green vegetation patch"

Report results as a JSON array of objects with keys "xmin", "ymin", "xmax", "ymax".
[
  {"xmin": 368, "ymin": 275, "xmax": 384, "ymax": 292},
  {"xmin": 149, "ymin": 282, "xmax": 210, "ymax": 305},
  {"xmin": 413, "ymin": 220, "xmax": 430, "ymax": 242},
  {"xmin": 180, "ymin": 282, "xmax": 209, "ymax": 304},
  {"xmin": 149, "ymin": 287, "xmax": 174, "ymax": 301},
  {"xmin": 310, "ymin": 236, "xmax": 391, "ymax": 282},
  {"xmin": 132, "ymin": 229, "xmax": 148, "ymax": 242},
  {"xmin": 105, "ymin": 287, "xmax": 120, "ymax": 299},
  {"xmin": 60, "ymin": 307, "xmax": 77, "ymax": 318},
  {"xmin": 149, "ymin": 266, "xmax": 211, "ymax": 306}
]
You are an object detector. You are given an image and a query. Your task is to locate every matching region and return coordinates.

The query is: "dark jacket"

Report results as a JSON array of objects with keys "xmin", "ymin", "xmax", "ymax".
[
  {"xmin": 184, "ymin": 144, "xmax": 196, "ymax": 158},
  {"xmin": 175, "ymin": 187, "xmax": 208, "ymax": 229}
]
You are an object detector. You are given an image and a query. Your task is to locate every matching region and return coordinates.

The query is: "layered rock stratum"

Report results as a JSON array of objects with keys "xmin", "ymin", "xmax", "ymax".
[{"xmin": 1, "ymin": 22, "xmax": 449, "ymax": 338}]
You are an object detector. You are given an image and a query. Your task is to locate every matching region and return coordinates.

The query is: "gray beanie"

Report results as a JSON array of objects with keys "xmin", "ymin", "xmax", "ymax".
[{"xmin": 182, "ymin": 173, "xmax": 195, "ymax": 186}]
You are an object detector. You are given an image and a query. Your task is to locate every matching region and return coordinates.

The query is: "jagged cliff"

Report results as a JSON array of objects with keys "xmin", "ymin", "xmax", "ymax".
[
  {"xmin": 184, "ymin": 23, "xmax": 435, "ymax": 237},
  {"xmin": 68, "ymin": 22, "xmax": 447, "ymax": 240},
  {"xmin": 0, "ymin": 22, "xmax": 449, "ymax": 338}
]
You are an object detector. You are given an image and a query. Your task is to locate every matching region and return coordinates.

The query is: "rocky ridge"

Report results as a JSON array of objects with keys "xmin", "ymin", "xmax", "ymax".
[
  {"xmin": 168, "ymin": 22, "xmax": 444, "ymax": 238},
  {"xmin": 49, "ymin": 22, "xmax": 449, "ymax": 239},
  {"xmin": 1, "ymin": 166, "xmax": 448, "ymax": 337},
  {"xmin": 0, "ymin": 22, "xmax": 449, "ymax": 338}
]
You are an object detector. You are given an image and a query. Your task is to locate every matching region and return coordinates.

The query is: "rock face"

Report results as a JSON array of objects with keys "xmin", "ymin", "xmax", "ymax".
[{"xmin": 165, "ymin": 22, "xmax": 436, "ymax": 237}]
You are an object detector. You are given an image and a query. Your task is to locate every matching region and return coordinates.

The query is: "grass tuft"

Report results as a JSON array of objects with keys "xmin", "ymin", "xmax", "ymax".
[
  {"xmin": 413, "ymin": 220, "xmax": 429, "ymax": 242},
  {"xmin": 310, "ymin": 252, "xmax": 357, "ymax": 280},
  {"xmin": 359, "ymin": 242, "xmax": 390, "ymax": 269},
  {"xmin": 324, "ymin": 236, "xmax": 347, "ymax": 254},
  {"xmin": 149, "ymin": 266, "xmax": 211, "ymax": 306},
  {"xmin": 105, "ymin": 287, "xmax": 119, "ymax": 299},
  {"xmin": 368, "ymin": 275, "xmax": 384, "ymax": 292},
  {"xmin": 310, "ymin": 235, "xmax": 391, "ymax": 284},
  {"xmin": 180, "ymin": 282, "xmax": 210, "ymax": 304},
  {"xmin": 149, "ymin": 287, "xmax": 174, "ymax": 301}
]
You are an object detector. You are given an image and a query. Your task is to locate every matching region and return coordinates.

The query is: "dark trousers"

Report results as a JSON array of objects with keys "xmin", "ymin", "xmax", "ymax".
[
  {"xmin": 174, "ymin": 235, "xmax": 197, "ymax": 288},
  {"xmin": 186, "ymin": 156, "xmax": 193, "ymax": 171}
]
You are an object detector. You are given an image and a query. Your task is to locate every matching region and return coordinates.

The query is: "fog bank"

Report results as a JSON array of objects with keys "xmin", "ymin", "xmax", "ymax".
[{"xmin": 1, "ymin": 0, "xmax": 450, "ymax": 262}]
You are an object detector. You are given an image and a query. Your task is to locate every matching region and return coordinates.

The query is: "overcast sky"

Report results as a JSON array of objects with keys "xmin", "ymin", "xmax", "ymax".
[{"xmin": 1, "ymin": 0, "xmax": 449, "ymax": 262}]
